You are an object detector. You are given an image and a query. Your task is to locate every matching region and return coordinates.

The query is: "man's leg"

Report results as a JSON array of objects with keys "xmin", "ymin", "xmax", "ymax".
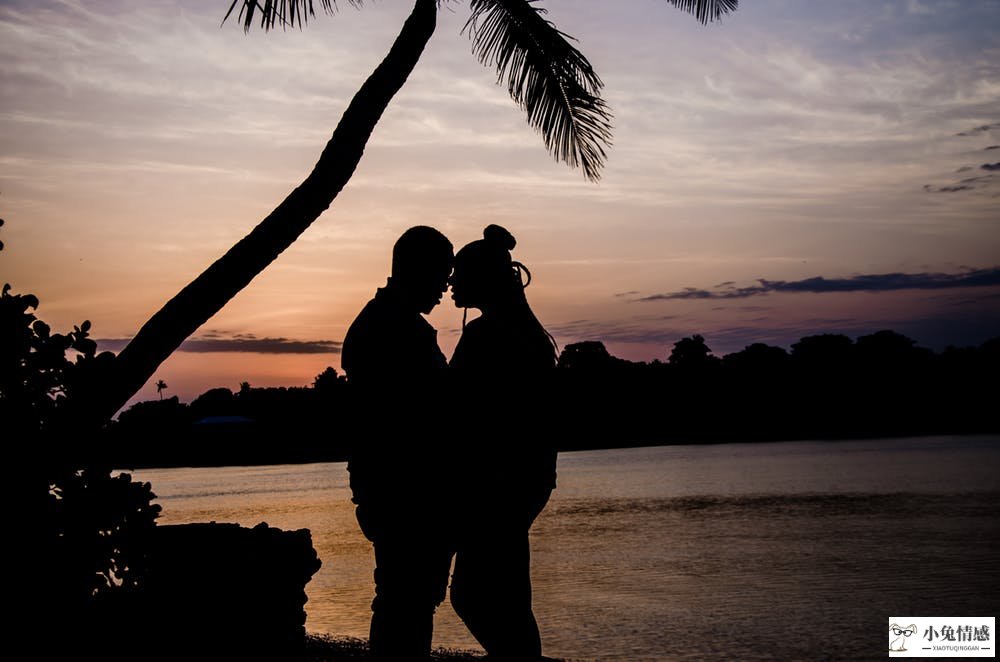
[{"xmin": 367, "ymin": 524, "xmax": 453, "ymax": 660}]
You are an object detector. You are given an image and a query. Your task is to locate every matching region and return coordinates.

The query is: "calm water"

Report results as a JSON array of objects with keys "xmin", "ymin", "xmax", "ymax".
[{"xmin": 133, "ymin": 436, "xmax": 1000, "ymax": 661}]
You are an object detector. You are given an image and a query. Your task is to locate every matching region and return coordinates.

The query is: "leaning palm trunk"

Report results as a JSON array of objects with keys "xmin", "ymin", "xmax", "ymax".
[{"xmin": 98, "ymin": 0, "xmax": 437, "ymax": 421}]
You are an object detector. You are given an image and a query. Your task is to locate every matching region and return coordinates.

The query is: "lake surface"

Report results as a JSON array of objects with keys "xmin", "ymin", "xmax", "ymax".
[{"xmin": 133, "ymin": 436, "xmax": 1000, "ymax": 660}]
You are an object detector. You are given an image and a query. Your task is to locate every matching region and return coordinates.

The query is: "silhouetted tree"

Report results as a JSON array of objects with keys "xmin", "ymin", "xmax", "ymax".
[
  {"xmin": 312, "ymin": 366, "xmax": 343, "ymax": 392},
  {"xmin": 1, "ymin": 278, "xmax": 160, "ymax": 650},
  {"xmin": 791, "ymin": 333, "xmax": 854, "ymax": 368},
  {"xmin": 977, "ymin": 337, "xmax": 1000, "ymax": 392},
  {"xmin": 117, "ymin": 396, "xmax": 190, "ymax": 430},
  {"xmin": 855, "ymin": 329, "xmax": 916, "ymax": 356},
  {"xmin": 723, "ymin": 342, "xmax": 790, "ymax": 373},
  {"xmin": 190, "ymin": 386, "xmax": 236, "ymax": 419},
  {"xmin": 155, "ymin": 379, "xmax": 168, "ymax": 400},
  {"xmin": 855, "ymin": 329, "xmax": 934, "ymax": 369},
  {"xmin": 854, "ymin": 330, "xmax": 931, "ymax": 388},
  {"xmin": 558, "ymin": 340, "xmax": 624, "ymax": 371},
  {"xmin": 668, "ymin": 334, "xmax": 720, "ymax": 369},
  {"xmin": 94, "ymin": 0, "xmax": 738, "ymax": 422}
]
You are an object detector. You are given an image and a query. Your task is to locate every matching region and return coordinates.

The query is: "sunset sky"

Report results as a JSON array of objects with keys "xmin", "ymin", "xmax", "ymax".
[{"xmin": 3, "ymin": 0, "xmax": 999, "ymax": 407}]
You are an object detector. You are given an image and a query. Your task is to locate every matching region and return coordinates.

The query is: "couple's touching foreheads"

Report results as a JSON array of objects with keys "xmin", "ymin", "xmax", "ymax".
[{"xmin": 342, "ymin": 225, "xmax": 558, "ymax": 661}]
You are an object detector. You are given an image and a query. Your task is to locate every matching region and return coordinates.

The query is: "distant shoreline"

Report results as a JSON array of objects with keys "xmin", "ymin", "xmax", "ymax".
[
  {"xmin": 115, "ymin": 431, "xmax": 999, "ymax": 472},
  {"xmin": 107, "ymin": 333, "xmax": 998, "ymax": 471}
]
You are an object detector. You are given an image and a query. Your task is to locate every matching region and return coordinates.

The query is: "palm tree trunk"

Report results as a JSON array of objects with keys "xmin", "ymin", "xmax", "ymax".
[{"xmin": 97, "ymin": 0, "xmax": 437, "ymax": 422}]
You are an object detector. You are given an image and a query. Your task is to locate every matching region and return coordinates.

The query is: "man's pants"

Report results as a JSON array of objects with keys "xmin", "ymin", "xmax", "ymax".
[{"xmin": 357, "ymin": 503, "xmax": 454, "ymax": 660}]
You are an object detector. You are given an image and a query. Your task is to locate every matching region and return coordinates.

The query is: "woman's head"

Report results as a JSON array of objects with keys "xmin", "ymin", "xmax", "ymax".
[
  {"xmin": 451, "ymin": 225, "xmax": 557, "ymax": 366},
  {"xmin": 450, "ymin": 225, "xmax": 526, "ymax": 310}
]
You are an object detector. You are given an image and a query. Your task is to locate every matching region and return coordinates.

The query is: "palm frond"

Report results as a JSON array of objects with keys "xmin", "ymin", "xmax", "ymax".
[
  {"xmin": 222, "ymin": 0, "xmax": 363, "ymax": 33},
  {"xmin": 465, "ymin": 0, "xmax": 613, "ymax": 181},
  {"xmin": 663, "ymin": 0, "xmax": 738, "ymax": 24}
]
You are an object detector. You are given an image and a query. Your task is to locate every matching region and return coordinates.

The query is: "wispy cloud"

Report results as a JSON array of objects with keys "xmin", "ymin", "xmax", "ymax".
[
  {"xmin": 955, "ymin": 123, "xmax": 1000, "ymax": 136},
  {"xmin": 549, "ymin": 318, "xmax": 687, "ymax": 348},
  {"xmin": 637, "ymin": 267, "xmax": 1000, "ymax": 301},
  {"xmin": 923, "ymin": 172, "xmax": 998, "ymax": 193},
  {"xmin": 5, "ymin": 0, "xmax": 1000, "ymax": 394},
  {"xmin": 97, "ymin": 333, "xmax": 341, "ymax": 354},
  {"xmin": 923, "ymin": 123, "xmax": 1000, "ymax": 193},
  {"xmin": 924, "ymin": 183, "xmax": 974, "ymax": 193}
]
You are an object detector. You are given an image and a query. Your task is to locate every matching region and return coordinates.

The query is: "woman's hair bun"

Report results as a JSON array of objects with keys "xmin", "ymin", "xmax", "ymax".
[{"xmin": 483, "ymin": 224, "xmax": 516, "ymax": 251}]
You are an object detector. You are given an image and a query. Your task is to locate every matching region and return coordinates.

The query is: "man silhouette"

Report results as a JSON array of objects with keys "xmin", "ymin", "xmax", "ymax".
[{"xmin": 341, "ymin": 226, "xmax": 454, "ymax": 660}]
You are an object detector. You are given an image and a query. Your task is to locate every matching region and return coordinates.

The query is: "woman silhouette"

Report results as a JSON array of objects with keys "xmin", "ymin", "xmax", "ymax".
[{"xmin": 447, "ymin": 225, "xmax": 557, "ymax": 660}]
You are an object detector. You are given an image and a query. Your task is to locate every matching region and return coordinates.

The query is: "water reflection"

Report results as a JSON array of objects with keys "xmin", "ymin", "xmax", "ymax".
[{"xmin": 133, "ymin": 436, "xmax": 1000, "ymax": 660}]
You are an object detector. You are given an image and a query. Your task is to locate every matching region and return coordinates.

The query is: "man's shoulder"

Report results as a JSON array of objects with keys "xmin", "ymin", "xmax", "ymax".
[
  {"xmin": 342, "ymin": 297, "xmax": 375, "ymax": 347},
  {"xmin": 358, "ymin": 289, "xmax": 403, "ymax": 320},
  {"xmin": 342, "ymin": 288, "xmax": 446, "ymax": 380},
  {"xmin": 345, "ymin": 290, "xmax": 408, "ymax": 337},
  {"xmin": 349, "ymin": 290, "xmax": 436, "ymax": 336}
]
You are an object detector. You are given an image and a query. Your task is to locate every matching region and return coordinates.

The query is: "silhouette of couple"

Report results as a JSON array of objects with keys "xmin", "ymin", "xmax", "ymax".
[{"xmin": 342, "ymin": 225, "xmax": 558, "ymax": 661}]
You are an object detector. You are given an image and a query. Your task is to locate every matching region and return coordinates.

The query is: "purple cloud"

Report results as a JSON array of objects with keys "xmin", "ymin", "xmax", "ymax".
[
  {"xmin": 97, "ymin": 334, "xmax": 342, "ymax": 354},
  {"xmin": 955, "ymin": 123, "xmax": 1000, "ymax": 137},
  {"xmin": 637, "ymin": 267, "xmax": 1000, "ymax": 301}
]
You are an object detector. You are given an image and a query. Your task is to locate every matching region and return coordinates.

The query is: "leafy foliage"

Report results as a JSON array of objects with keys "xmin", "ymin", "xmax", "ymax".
[
  {"xmin": 1, "ymin": 276, "xmax": 160, "ymax": 607},
  {"xmin": 466, "ymin": 0, "xmax": 613, "ymax": 180},
  {"xmin": 222, "ymin": 0, "xmax": 739, "ymax": 181},
  {"xmin": 0, "ymin": 283, "xmax": 110, "ymax": 434},
  {"xmin": 313, "ymin": 365, "xmax": 345, "ymax": 394},
  {"xmin": 668, "ymin": 333, "xmax": 720, "ymax": 369},
  {"xmin": 664, "ymin": 0, "xmax": 739, "ymax": 24},
  {"xmin": 48, "ymin": 467, "xmax": 161, "ymax": 601},
  {"xmin": 224, "ymin": 0, "xmax": 361, "ymax": 32}
]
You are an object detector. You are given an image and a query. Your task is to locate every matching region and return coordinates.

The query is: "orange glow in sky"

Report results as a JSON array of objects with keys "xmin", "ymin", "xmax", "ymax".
[{"xmin": 3, "ymin": 0, "xmax": 999, "ymax": 407}]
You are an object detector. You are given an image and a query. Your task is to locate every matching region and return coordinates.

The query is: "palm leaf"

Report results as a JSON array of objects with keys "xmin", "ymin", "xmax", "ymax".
[
  {"xmin": 664, "ymin": 0, "xmax": 739, "ymax": 24},
  {"xmin": 222, "ymin": 0, "xmax": 363, "ymax": 32},
  {"xmin": 465, "ymin": 0, "xmax": 613, "ymax": 181}
]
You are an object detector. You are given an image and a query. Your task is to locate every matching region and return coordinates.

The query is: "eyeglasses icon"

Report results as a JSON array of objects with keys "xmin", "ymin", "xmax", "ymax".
[{"xmin": 892, "ymin": 628, "xmax": 915, "ymax": 636}]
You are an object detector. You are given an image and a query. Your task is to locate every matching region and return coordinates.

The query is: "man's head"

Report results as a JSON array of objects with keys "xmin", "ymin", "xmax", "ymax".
[{"xmin": 389, "ymin": 226, "xmax": 454, "ymax": 314}]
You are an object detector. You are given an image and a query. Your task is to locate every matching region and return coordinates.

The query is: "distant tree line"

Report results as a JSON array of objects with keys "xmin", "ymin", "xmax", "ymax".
[
  {"xmin": 107, "ymin": 368, "xmax": 349, "ymax": 467},
  {"xmin": 105, "ymin": 330, "xmax": 999, "ymax": 469},
  {"xmin": 555, "ymin": 331, "xmax": 998, "ymax": 448}
]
